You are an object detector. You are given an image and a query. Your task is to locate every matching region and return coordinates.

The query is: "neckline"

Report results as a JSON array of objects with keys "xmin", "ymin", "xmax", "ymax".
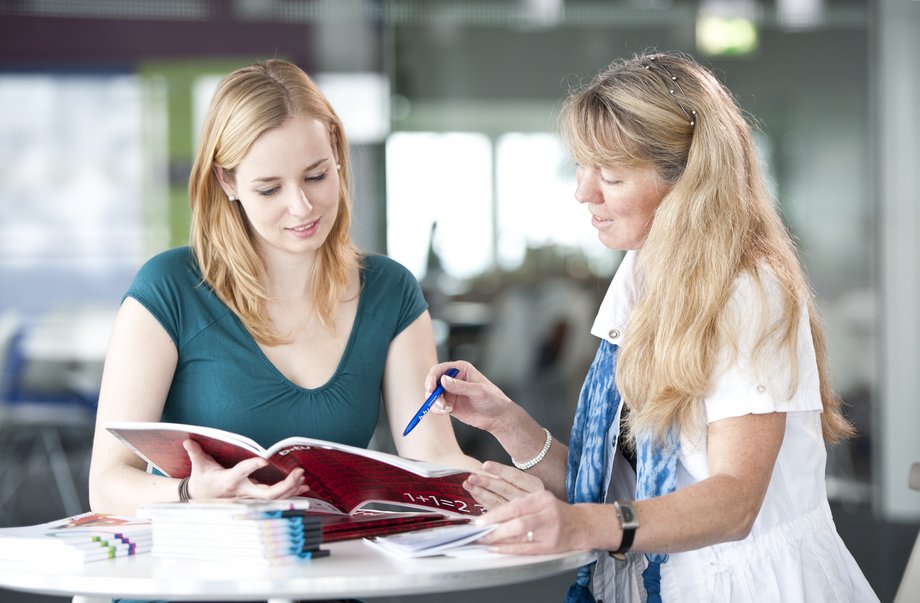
[{"xmin": 238, "ymin": 262, "xmax": 366, "ymax": 394}]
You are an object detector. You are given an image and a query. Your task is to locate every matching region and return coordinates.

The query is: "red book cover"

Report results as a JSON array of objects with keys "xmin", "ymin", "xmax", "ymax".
[
  {"xmin": 106, "ymin": 421, "xmax": 485, "ymax": 517},
  {"xmin": 315, "ymin": 511, "xmax": 469, "ymax": 542}
]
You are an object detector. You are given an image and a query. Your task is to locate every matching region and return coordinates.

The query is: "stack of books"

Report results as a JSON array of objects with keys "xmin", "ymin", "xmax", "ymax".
[
  {"xmin": 0, "ymin": 512, "xmax": 152, "ymax": 566},
  {"xmin": 137, "ymin": 498, "xmax": 329, "ymax": 565}
]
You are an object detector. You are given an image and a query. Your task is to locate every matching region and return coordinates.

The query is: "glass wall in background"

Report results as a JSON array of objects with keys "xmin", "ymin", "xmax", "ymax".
[
  {"xmin": 0, "ymin": 0, "xmax": 878, "ymax": 502},
  {"xmin": 386, "ymin": 132, "xmax": 494, "ymax": 280},
  {"xmin": 0, "ymin": 73, "xmax": 167, "ymax": 319}
]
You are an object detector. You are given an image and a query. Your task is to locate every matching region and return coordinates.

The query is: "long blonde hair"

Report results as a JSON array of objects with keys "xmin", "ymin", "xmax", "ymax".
[
  {"xmin": 188, "ymin": 59, "xmax": 359, "ymax": 345},
  {"xmin": 559, "ymin": 52, "xmax": 854, "ymax": 444}
]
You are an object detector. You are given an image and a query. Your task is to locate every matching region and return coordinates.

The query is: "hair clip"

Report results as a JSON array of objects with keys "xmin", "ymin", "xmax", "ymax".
[{"xmin": 645, "ymin": 57, "xmax": 697, "ymax": 127}]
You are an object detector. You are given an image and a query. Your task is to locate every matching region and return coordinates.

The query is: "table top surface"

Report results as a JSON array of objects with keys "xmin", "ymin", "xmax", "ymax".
[{"xmin": 0, "ymin": 537, "xmax": 596, "ymax": 601}]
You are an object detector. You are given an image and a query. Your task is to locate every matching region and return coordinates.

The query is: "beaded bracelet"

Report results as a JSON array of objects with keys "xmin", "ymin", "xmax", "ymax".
[
  {"xmin": 178, "ymin": 477, "xmax": 191, "ymax": 503},
  {"xmin": 512, "ymin": 428, "xmax": 552, "ymax": 471}
]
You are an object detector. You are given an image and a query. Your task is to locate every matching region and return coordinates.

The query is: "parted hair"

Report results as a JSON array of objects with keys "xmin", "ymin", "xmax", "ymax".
[
  {"xmin": 188, "ymin": 59, "xmax": 359, "ymax": 345},
  {"xmin": 559, "ymin": 51, "xmax": 854, "ymax": 444}
]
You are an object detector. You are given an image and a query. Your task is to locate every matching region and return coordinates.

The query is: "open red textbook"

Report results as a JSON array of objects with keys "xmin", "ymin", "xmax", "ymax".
[
  {"xmin": 314, "ymin": 508, "xmax": 469, "ymax": 542},
  {"xmin": 105, "ymin": 421, "xmax": 484, "ymax": 517}
]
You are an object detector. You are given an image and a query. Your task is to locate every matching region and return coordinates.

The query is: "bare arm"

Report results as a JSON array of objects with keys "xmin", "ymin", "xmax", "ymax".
[
  {"xmin": 424, "ymin": 361, "xmax": 569, "ymax": 498},
  {"xmin": 89, "ymin": 298, "xmax": 304, "ymax": 515},
  {"xmin": 382, "ymin": 311, "xmax": 481, "ymax": 472},
  {"xmin": 477, "ymin": 412, "xmax": 785, "ymax": 554},
  {"xmin": 89, "ymin": 297, "xmax": 183, "ymax": 514}
]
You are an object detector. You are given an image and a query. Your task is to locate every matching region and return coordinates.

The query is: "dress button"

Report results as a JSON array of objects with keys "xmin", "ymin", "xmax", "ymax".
[
  {"xmin": 608, "ymin": 328, "xmax": 621, "ymax": 339},
  {"xmin": 756, "ymin": 384, "xmax": 766, "ymax": 393}
]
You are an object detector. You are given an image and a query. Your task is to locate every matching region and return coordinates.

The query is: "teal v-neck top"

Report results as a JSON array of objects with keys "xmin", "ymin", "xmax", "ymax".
[{"xmin": 125, "ymin": 247, "xmax": 427, "ymax": 449}]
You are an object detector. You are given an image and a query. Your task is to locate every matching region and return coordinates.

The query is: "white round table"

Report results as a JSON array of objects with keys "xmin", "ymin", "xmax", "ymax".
[{"xmin": 0, "ymin": 538, "xmax": 596, "ymax": 602}]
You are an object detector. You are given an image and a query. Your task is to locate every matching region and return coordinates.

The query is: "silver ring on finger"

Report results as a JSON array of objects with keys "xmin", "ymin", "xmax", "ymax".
[{"xmin": 526, "ymin": 530, "xmax": 534, "ymax": 543}]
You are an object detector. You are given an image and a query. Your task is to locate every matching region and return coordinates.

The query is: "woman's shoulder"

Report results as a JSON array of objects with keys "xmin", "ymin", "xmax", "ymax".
[
  {"xmin": 127, "ymin": 247, "xmax": 227, "ymax": 342},
  {"xmin": 130, "ymin": 246, "xmax": 203, "ymax": 297},
  {"xmin": 137, "ymin": 246, "xmax": 199, "ymax": 279},
  {"xmin": 358, "ymin": 254, "xmax": 427, "ymax": 327},
  {"xmin": 361, "ymin": 253, "xmax": 411, "ymax": 273},
  {"xmin": 360, "ymin": 254, "xmax": 417, "ymax": 286},
  {"xmin": 726, "ymin": 263, "xmax": 798, "ymax": 319}
]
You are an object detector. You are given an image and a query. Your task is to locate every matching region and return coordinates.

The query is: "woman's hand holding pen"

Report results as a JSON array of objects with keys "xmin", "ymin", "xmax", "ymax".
[
  {"xmin": 424, "ymin": 361, "xmax": 518, "ymax": 435},
  {"xmin": 427, "ymin": 359, "xmax": 569, "ymax": 499},
  {"xmin": 182, "ymin": 439, "xmax": 308, "ymax": 500}
]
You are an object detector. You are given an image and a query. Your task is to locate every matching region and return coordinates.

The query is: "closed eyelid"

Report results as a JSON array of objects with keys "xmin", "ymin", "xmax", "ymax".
[{"xmin": 253, "ymin": 171, "xmax": 326, "ymax": 194}]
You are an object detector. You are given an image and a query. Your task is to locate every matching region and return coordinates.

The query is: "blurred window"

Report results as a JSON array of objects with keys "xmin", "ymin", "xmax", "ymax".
[
  {"xmin": 385, "ymin": 132, "xmax": 493, "ymax": 280},
  {"xmin": 495, "ymin": 133, "xmax": 614, "ymax": 276},
  {"xmin": 386, "ymin": 131, "xmax": 618, "ymax": 282},
  {"xmin": 0, "ymin": 74, "xmax": 165, "ymax": 316}
]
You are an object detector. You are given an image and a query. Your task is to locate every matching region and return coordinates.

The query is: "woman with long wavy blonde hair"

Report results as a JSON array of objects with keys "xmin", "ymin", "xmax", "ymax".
[
  {"xmin": 89, "ymin": 59, "xmax": 479, "ymax": 519},
  {"xmin": 425, "ymin": 52, "xmax": 876, "ymax": 602}
]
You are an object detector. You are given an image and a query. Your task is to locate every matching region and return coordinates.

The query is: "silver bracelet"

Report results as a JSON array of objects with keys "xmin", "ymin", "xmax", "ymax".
[
  {"xmin": 178, "ymin": 477, "xmax": 191, "ymax": 503},
  {"xmin": 512, "ymin": 428, "xmax": 552, "ymax": 470}
]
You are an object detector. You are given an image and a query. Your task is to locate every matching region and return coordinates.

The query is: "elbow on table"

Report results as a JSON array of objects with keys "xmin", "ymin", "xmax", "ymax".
[
  {"xmin": 87, "ymin": 467, "xmax": 123, "ymax": 515},
  {"xmin": 87, "ymin": 475, "xmax": 106, "ymax": 514}
]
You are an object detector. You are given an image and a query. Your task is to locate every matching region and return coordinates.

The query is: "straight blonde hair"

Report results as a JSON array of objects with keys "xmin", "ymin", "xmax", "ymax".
[
  {"xmin": 188, "ymin": 59, "xmax": 359, "ymax": 345},
  {"xmin": 559, "ymin": 52, "xmax": 854, "ymax": 444}
]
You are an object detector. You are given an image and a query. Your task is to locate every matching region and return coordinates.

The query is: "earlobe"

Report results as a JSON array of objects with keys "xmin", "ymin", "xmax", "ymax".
[{"xmin": 212, "ymin": 164, "xmax": 236, "ymax": 199}]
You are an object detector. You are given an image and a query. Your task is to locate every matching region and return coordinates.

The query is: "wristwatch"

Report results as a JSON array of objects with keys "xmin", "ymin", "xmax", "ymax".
[{"xmin": 611, "ymin": 500, "xmax": 639, "ymax": 559}]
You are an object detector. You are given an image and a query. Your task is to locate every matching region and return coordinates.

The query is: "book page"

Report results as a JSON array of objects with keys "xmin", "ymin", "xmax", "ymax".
[
  {"xmin": 269, "ymin": 445, "xmax": 483, "ymax": 516},
  {"xmin": 363, "ymin": 523, "xmax": 498, "ymax": 558},
  {"xmin": 265, "ymin": 436, "xmax": 464, "ymax": 477},
  {"xmin": 105, "ymin": 421, "xmax": 285, "ymax": 482},
  {"xmin": 317, "ymin": 511, "xmax": 467, "ymax": 542}
]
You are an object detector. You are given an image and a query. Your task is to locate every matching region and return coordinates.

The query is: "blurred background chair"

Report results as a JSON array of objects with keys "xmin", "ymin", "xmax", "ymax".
[{"xmin": 0, "ymin": 307, "xmax": 110, "ymax": 525}]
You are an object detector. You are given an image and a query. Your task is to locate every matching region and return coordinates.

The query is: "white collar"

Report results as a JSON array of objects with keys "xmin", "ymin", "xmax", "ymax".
[{"xmin": 590, "ymin": 250, "xmax": 640, "ymax": 346}]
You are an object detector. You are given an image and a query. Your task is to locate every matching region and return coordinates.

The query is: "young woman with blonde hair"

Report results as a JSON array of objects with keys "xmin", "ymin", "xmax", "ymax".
[
  {"xmin": 89, "ymin": 59, "xmax": 479, "ymax": 517},
  {"xmin": 425, "ymin": 52, "xmax": 877, "ymax": 602}
]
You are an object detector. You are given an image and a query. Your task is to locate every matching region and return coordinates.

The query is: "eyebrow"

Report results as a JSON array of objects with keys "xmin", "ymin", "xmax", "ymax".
[{"xmin": 249, "ymin": 158, "xmax": 330, "ymax": 183}]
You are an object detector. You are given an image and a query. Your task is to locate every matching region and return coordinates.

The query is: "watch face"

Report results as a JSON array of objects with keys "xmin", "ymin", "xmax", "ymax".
[
  {"xmin": 621, "ymin": 505, "xmax": 635, "ymax": 523},
  {"xmin": 617, "ymin": 501, "xmax": 639, "ymax": 528}
]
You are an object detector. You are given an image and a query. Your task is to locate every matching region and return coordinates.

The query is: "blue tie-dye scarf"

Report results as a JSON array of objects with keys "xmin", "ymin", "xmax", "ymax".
[
  {"xmin": 564, "ymin": 340, "xmax": 679, "ymax": 603},
  {"xmin": 635, "ymin": 428, "xmax": 680, "ymax": 602}
]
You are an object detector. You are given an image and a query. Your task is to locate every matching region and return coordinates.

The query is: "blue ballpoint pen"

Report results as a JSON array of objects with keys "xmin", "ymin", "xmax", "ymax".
[{"xmin": 402, "ymin": 367, "xmax": 460, "ymax": 437}]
